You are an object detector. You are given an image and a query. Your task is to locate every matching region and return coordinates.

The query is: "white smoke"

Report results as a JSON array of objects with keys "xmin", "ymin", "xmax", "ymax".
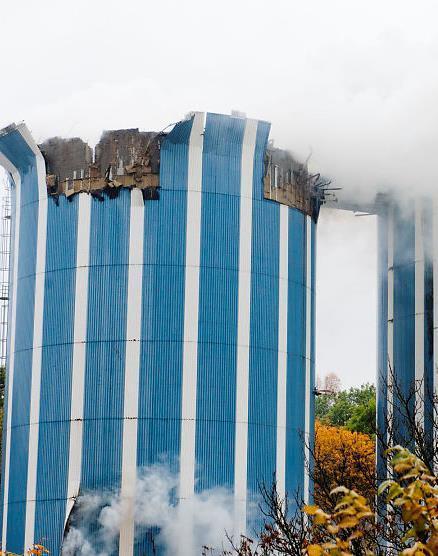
[{"xmin": 62, "ymin": 464, "xmax": 246, "ymax": 556}]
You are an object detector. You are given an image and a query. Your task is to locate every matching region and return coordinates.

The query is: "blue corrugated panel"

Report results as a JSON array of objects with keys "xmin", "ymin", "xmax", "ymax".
[
  {"xmin": 0, "ymin": 183, "xmax": 16, "ymax": 546},
  {"xmin": 285, "ymin": 209, "xmax": 306, "ymax": 499},
  {"xmin": 252, "ymin": 121, "xmax": 270, "ymax": 201},
  {"xmin": 34, "ymin": 195, "xmax": 79, "ymax": 553},
  {"xmin": 195, "ymin": 113, "xmax": 244, "ymax": 491},
  {"xmin": 3, "ymin": 131, "xmax": 40, "ymax": 552},
  {"xmin": 247, "ymin": 198, "xmax": 280, "ymax": 506},
  {"xmin": 392, "ymin": 207, "xmax": 415, "ymax": 446},
  {"xmin": 421, "ymin": 202, "xmax": 434, "ymax": 449},
  {"xmin": 247, "ymin": 117, "xmax": 280, "ymax": 509},
  {"xmin": 160, "ymin": 117, "xmax": 193, "ymax": 192},
  {"xmin": 137, "ymin": 192, "xmax": 187, "ymax": 463},
  {"xmin": 201, "ymin": 113, "xmax": 245, "ymax": 196},
  {"xmin": 135, "ymin": 118, "xmax": 192, "ymax": 556},
  {"xmin": 81, "ymin": 190, "xmax": 131, "ymax": 495},
  {"xmin": 376, "ymin": 214, "xmax": 388, "ymax": 483},
  {"xmin": 309, "ymin": 219, "xmax": 316, "ymax": 500}
]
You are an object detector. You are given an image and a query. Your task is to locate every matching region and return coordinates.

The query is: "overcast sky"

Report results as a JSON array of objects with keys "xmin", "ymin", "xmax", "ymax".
[{"xmin": 2, "ymin": 0, "xmax": 437, "ymax": 387}]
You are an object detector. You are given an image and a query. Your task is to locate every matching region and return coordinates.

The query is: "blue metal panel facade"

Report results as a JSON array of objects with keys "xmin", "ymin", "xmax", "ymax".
[
  {"xmin": 195, "ymin": 113, "xmax": 244, "ymax": 492},
  {"xmin": 377, "ymin": 200, "xmax": 435, "ymax": 470},
  {"xmin": 0, "ymin": 129, "xmax": 40, "ymax": 553},
  {"xmin": 376, "ymin": 213, "xmax": 388, "ymax": 482},
  {"xmin": 34, "ymin": 195, "xmax": 78, "ymax": 550},
  {"xmin": 0, "ymin": 114, "xmax": 317, "ymax": 555}
]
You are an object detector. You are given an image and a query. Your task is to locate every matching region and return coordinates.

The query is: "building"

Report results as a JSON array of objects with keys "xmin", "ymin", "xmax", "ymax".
[
  {"xmin": 376, "ymin": 196, "xmax": 436, "ymax": 476},
  {"xmin": 0, "ymin": 112, "xmax": 321, "ymax": 555}
]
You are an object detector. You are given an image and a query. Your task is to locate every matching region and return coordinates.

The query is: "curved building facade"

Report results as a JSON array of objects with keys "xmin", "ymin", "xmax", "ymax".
[
  {"xmin": 0, "ymin": 112, "xmax": 316, "ymax": 554},
  {"xmin": 377, "ymin": 198, "xmax": 436, "ymax": 477}
]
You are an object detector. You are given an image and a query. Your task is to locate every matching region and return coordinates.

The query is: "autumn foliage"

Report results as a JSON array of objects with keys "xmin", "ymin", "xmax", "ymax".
[
  {"xmin": 303, "ymin": 446, "xmax": 438, "ymax": 555},
  {"xmin": 313, "ymin": 421, "xmax": 375, "ymax": 510}
]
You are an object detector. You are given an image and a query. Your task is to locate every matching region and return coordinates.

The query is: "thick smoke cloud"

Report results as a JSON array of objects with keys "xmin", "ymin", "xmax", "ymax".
[
  {"xmin": 1, "ymin": 0, "xmax": 437, "ymax": 204},
  {"xmin": 62, "ymin": 464, "xmax": 245, "ymax": 556}
]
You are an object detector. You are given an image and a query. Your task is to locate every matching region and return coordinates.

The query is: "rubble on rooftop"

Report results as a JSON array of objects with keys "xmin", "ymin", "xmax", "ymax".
[{"xmin": 40, "ymin": 128, "xmax": 162, "ymax": 201}]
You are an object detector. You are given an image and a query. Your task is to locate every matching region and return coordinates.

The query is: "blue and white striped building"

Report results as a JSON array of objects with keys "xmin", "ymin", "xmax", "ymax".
[
  {"xmin": 0, "ymin": 112, "xmax": 317, "ymax": 555},
  {"xmin": 377, "ymin": 198, "xmax": 436, "ymax": 472}
]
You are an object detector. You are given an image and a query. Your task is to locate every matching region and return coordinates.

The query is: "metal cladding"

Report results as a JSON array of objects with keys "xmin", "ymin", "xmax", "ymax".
[
  {"xmin": 377, "ymin": 198, "xmax": 436, "ymax": 478},
  {"xmin": 0, "ymin": 113, "xmax": 317, "ymax": 555}
]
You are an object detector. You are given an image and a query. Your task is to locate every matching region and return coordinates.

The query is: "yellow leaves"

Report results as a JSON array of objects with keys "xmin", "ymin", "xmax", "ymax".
[
  {"xmin": 303, "ymin": 504, "xmax": 319, "ymax": 515},
  {"xmin": 307, "ymin": 545, "xmax": 324, "ymax": 556},
  {"xmin": 304, "ymin": 505, "xmax": 331, "ymax": 526},
  {"xmin": 400, "ymin": 541, "xmax": 434, "ymax": 555},
  {"xmin": 303, "ymin": 486, "xmax": 374, "ymax": 555},
  {"xmin": 337, "ymin": 516, "xmax": 359, "ymax": 529},
  {"xmin": 313, "ymin": 422, "xmax": 375, "ymax": 510},
  {"xmin": 306, "ymin": 446, "xmax": 438, "ymax": 556}
]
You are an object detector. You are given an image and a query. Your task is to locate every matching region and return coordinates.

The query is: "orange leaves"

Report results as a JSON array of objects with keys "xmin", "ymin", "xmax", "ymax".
[
  {"xmin": 304, "ymin": 446, "xmax": 438, "ymax": 556},
  {"xmin": 314, "ymin": 421, "xmax": 375, "ymax": 510},
  {"xmin": 27, "ymin": 546, "xmax": 49, "ymax": 556}
]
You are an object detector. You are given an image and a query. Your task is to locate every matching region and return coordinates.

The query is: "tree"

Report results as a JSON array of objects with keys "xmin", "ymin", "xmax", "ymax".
[
  {"xmin": 346, "ymin": 396, "xmax": 375, "ymax": 436},
  {"xmin": 376, "ymin": 366, "xmax": 437, "ymax": 475},
  {"xmin": 214, "ymin": 446, "xmax": 438, "ymax": 555},
  {"xmin": 312, "ymin": 422, "xmax": 375, "ymax": 511},
  {"xmin": 315, "ymin": 384, "xmax": 376, "ymax": 436}
]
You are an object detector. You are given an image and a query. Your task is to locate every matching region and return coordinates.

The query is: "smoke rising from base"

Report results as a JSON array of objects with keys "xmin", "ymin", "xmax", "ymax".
[{"xmin": 62, "ymin": 464, "xmax": 248, "ymax": 556}]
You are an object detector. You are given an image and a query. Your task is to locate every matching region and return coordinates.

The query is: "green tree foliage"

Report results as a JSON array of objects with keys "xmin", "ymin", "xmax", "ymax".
[{"xmin": 315, "ymin": 383, "xmax": 376, "ymax": 435}]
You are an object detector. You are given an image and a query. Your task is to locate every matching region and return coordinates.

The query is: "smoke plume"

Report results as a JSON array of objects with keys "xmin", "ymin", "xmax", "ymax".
[{"xmin": 62, "ymin": 464, "xmax": 245, "ymax": 556}]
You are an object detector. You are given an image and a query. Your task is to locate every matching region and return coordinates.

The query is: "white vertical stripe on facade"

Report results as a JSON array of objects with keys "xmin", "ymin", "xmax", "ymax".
[
  {"xmin": 65, "ymin": 193, "xmax": 91, "ymax": 524},
  {"xmin": 303, "ymin": 216, "xmax": 312, "ymax": 505},
  {"xmin": 23, "ymin": 152, "xmax": 48, "ymax": 551},
  {"xmin": 178, "ymin": 112, "xmax": 205, "ymax": 555},
  {"xmin": 119, "ymin": 189, "xmax": 144, "ymax": 556},
  {"xmin": 234, "ymin": 119, "xmax": 258, "ymax": 536},
  {"xmin": 17, "ymin": 124, "xmax": 48, "ymax": 201},
  {"xmin": 0, "ymin": 154, "xmax": 20, "ymax": 550},
  {"xmin": 276, "ymin": 205, "xmax": 288, "ymax": 501},
  {"xmin": 387, "ymin": 208, "xmax": 394, "ymax": 453},
  {"xmin": 414, "ymin": 200, "xmax": 425, "ymax": 432}
]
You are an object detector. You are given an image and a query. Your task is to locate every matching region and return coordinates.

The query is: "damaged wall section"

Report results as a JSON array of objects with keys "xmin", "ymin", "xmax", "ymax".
[
  {"xmin": 264, "ymin": 146, "xmax": 329, "ymax": 221},
  {"xmin": 40, "ymin": 128, "xmax": 162, "ymax": 201}
]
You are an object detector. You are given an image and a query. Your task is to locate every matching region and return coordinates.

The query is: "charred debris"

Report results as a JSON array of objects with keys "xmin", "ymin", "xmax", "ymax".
[
  {"xmin": 40, "ymin": 128, "xmax": 332, "ymax": 218},
  {"xmin": 40, "ymin": 128, "xmax": 162, "ymax": 203}
]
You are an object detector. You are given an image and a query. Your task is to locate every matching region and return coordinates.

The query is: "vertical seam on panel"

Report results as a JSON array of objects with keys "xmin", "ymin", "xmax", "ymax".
[
  {"xmin": 0, "ymin": 155, "xmax": 20, "ymax": 551},
  {"xmin": 303, "ymin": 216, "xmax": 311, "ymax": 505},
  {"xmin": 234, "ymin": 118, "xmax": 258, "ymax": 534},
  {"xmin": 119, "ymin": 189, "xmax": 144, "ymax": 556},
  {"xmin": 65, "ymin": 194, "xmax": 91, "ymax": 526},
  {"xmin": 276, "ymin": 205, "xmax": 288, "ymax": 501}
]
